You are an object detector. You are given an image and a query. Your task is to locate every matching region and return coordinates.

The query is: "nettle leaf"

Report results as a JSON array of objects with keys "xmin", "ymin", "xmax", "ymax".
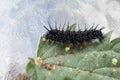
[
  {"xmin": 66, "ymin": 23, "xmax": 76, "ymax": 31},
  {"xmin": 26, "ymin": 24, "xmax": 120, "ymax": 80},
  {"xmin": 112, "ymin": 43, "xmax": 120, "ymax": 53},
  {"xmin": 37, "ymin": 36, "xmax": 45, "ymax": 57},
  {"xmin": 26, "ymin": 58, "xmax": 35, "ymax": 74},
  {"xmin": 68, "ymin": 23, "xmax": 76, "ymax": 31},
  {"xmin": 104, "ymin": 31, "xmax": 112, "ymax": 43}
]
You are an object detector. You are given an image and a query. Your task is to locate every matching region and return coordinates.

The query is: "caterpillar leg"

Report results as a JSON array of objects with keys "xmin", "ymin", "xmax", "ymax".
[
  {"xmin": 82, "ymin": 41, "xmax": 87, "ymax": 46},
  {"xmin": 80, "ymin": 46, "xmax": 83, "ymax": 50},
  {"xmin": 65, "ymin": 44, "xmax": 70, "ymax": 47},
  {"xmin": 88, "ymin": 40, "xmax": 93, "ymax": 45},
  {"xmin": 73, "ymin": 44, "xmax": 78, "ymax": 48},
  {"xmin": 80, "ymin": 41, "xmax": 87, "ymax": 50}
]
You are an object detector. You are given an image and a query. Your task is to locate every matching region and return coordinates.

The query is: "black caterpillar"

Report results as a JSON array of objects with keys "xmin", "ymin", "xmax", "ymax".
[{"xmin": 43, "ymin": 23, "xmax": 104, "ymax": 45}]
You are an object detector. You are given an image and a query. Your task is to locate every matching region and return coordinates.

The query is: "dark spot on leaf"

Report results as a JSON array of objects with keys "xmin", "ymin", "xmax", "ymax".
[
  {"xmin": 57, "ymin": 61, "xmax": 63, "ymax": 66},
  {"xmin": 102, "ymin": 54, "xmax": 107, "ymax": 58},
  {"xmin": 63, "ymin": 76, "xmax": 72, "ymax": 80},
  {"xmin": 89, "ymin": 68, "xmax": 94, "ymax": 73},
  {"xmin": 54, "ymin": 52, "xmax": 60, "ymax": 57}
]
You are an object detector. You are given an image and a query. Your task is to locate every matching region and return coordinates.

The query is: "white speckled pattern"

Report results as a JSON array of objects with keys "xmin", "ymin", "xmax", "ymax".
[{"xmin": 0, "ymin": 0, "xmax": 120, "ymax": 79}]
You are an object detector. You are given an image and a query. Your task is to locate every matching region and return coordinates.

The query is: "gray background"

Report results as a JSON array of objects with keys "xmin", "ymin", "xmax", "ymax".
[{"xmin": 0, "ymin": 0, "xmax": 120, "ymax": 79}]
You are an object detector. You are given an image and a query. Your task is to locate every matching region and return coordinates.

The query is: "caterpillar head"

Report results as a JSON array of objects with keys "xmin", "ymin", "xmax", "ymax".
[{"xmin": 93, "ymin": 27, "xmax": 104, "ymax": 42}]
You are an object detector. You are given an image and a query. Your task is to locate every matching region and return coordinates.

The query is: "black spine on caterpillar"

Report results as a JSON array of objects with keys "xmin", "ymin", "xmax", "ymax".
[{"xmin": 43, "ymin": 23, "xmax": 104, "ymax": 45}]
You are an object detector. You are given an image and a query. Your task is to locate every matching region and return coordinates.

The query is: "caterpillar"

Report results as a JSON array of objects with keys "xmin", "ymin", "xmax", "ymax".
[{"xmin": 43, "ymin": 23, "xmax": 104, "ymax": 46}]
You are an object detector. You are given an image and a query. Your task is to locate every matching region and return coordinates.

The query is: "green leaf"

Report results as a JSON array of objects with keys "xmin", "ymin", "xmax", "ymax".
[
  {"xmin": 66, "ymin": 23, "xmax": 76, "ymax": 31},
  {"xmin": 110, "ymin": 38, "xmax": 120, "ymax": 53},
  {"xmin": 26, "ymin": 58, "xmax": 35, "ymax": 74},
  {"xmin": 32, "ymin": 70, "xmax": 37, "ymax": 80},
  {"xmin": 111, "ymin": 38, "xmax": 120, "ymax": 47},
  {"xmin": 34, "ymin": 66, "xmax": 46, "ymax": 80},
  {"xmin": 103, "ymin": 31, "xmax": 112, "ymax": 43},
  {"xmin": 112, "ymin": 43, "xmax": 120, "ymax": 53},
  {"xmin": 96, "ymin": 43, "xmax": 112, "ymax": 51},
  {"xmin": 94, "ymin": 68, "xmax": 120, "ymax": 79},
  {"xmin": 69, "ymin": 23, "xmax": 76, "ymax": 31},
  {"xmin": 25, "ymin": 24, "xmax": 120, "ymax": 80},
  {"xmin": 37, "ymin": 35, "xmax": 46, "ymax": 57}
]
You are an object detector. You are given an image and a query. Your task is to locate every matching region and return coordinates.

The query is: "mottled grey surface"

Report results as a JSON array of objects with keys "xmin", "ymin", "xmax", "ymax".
[{"xmin": 0, "ymin": 0, "xmax": 120, "ymax": 79}]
